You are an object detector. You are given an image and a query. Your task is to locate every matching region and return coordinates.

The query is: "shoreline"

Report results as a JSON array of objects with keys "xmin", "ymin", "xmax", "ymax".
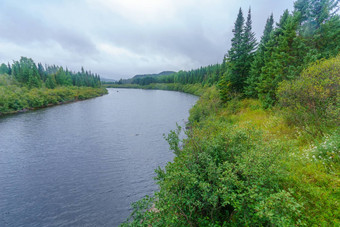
[
  {"xmin": 104, "ymin": 83, "xmax": 206, "ymax": 96},
  {"xmin": 0, "ymin": 89, "xmax": 108, "ymax": 117}
]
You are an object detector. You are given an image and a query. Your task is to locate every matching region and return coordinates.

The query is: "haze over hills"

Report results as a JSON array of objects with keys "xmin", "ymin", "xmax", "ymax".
[
  {"xmin": 101, "ymin": 78, "xmax": 117, "ymax": 82},
  {"xmin": 132, "ymin": 71, "xmax": 176, "ymax": 79},
  {"xmin": 106, "ymin": 71, "xmax": 177, "ymax": 84}
]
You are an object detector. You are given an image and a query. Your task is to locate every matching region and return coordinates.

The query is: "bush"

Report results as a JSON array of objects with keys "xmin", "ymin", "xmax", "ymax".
[
  {"xmin": 277, "ymin": 55, "xmax": 340, "ymax": 129},
  {"xmin": 188, "ymin": 86, "xmax": 220, "ymax": 123},
  {"xmin": 0, "ymin": 85, "xmax": 107, "ymax": 115},
  {"xmin": 123, "ymin": 118, "xmax": 302, "ymax": 226}
]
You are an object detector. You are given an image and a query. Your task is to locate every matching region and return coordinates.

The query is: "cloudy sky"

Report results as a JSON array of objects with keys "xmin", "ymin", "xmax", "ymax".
[{"xmin": 0, "ymin": 0, "xmax": 294, "ymax": 79}]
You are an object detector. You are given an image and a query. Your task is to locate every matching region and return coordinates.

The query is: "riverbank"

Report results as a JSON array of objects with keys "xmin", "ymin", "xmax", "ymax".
[
  {"xmin": 122, "ymin": 85, "xmax": 339, "ymax": 226},
  {"xmin": 0, "ymin": 86, "xmax": 108, "ymax": 116},
  {"xmin": 103, "ymin": 83, "xmax": 205, "ymax": 96}
]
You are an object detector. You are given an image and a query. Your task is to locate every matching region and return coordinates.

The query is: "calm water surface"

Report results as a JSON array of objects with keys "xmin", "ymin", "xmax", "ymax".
[{"xmin": 0, "ymin": 88, "xmax": 198, "ymax": 226}]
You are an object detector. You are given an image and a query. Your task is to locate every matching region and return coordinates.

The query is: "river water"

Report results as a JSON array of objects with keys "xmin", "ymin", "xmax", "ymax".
[{"xmin": 0, "ymin": 88, "xmax": 198, "ymax": 226}]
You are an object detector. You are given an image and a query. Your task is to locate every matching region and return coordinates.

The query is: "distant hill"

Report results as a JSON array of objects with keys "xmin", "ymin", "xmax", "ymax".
[
  {"xmin": 100, "ymin": 77, "xmax": 117, "ymax": 82},
  {"xmin": 132, "ymin": 71, "xmax": 176, "ymax": 79}
]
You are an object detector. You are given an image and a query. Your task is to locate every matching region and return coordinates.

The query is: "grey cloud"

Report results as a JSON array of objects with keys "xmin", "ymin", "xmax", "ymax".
[
  {"xmin": 0, "ymin": 0, "xmax": 294, "ymax": 79},
  {"xmin": 0, "ymin": 5, "xmax": 49, "ymax": 43},
  {"xmin": 53, "ymin": 29, "xmax": 98, "ymax": 55},
  {"xmin": 0, "ymin": 3, "xmax": 97, "ymax": 55}
]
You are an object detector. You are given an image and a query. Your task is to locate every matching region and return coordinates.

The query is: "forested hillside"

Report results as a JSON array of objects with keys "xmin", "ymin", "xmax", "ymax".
[
  {"xmin": 0, "ymin": 57, "xmax": 107, "ymax": 115},
  {"xmin": 122, "ymin": 0, "xmax": 340, "ymax": 226}
]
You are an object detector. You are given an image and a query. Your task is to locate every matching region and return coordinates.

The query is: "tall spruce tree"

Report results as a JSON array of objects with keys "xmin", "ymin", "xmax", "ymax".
[
  {"xmin": 294, "ymin": 0, "xmax": 339, "ymax": 34},
  {"xmin": 37, "ymin": 63, "xmax": 46, "ymax": 82},
  {"xmin": 218, "ymin": 8, "xmax": 244, "ymax": 101},
  {"xmin": 310, "ymin": 0, "xmax": 339, "ymax": 29},
  {"xmin": 28, "ymin": 64, "xmax": 42, "ymax": 88},
  {"xmin": 219, "ymin": 7, "xmax": 257, "ymax": 101},
  {"xmin": 7, "ymin": 63, "xmax": 11, "ymax": 75},
  {"xmin": 245, "ymin": 14, "xmax": 274, "ymax": 97},
  {"xmin": 257, "ymin": 12, "xmax": 308, "ymax": 107},
  {"xmin": 294, "ymin": 0, "xmax": 340, "ymax": 58},
  {"xmin": 242, "ymin": 8, "xmax": 257, "ymax": 82},
  {"xmin": 225, "ymin": 8, "xmax": 245, "ymax": 92},
  {"xmin": 317, "ymin": 15, "xmax": 340, "ymax": 58}
]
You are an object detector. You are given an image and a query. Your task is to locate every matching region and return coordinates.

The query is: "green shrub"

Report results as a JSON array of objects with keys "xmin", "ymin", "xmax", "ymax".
[
  {"xmin": 189, "ymin": 86, "xmax": 220, "ymax": 124},
  {"xmin": 123, "ymin": 121, "xmax": 303, "ymax": 226},
  {"xmin": 0, "ymin": 85, "xmax": 107, "ymax": 115},
  {"xmin": 277, "ymin": 55, "xmax": 340, "ymax": 130}
]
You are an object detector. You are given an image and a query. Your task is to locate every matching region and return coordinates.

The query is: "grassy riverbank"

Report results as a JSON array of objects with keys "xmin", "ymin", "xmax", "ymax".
[{"xmin": 122, "ymin": 84, "xmax": 339, "ymax": 226}]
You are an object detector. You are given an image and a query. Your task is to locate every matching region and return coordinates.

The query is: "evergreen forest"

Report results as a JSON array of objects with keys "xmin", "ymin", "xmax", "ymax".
[{"xmin": 0, "ymin": 57, "xmax": 107, "ymax": 115}]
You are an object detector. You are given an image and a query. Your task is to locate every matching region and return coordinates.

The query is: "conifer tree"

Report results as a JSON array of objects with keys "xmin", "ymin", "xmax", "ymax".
[
  {"xmin": 37, "ymin": 63, "xmax": 46, "ymax": 82},
  {"xmin": 257, "ymin": 12, "xmax": 308, "ymax": 107},
  {"xmin": 310, "ymin": 0, "xmax": 339, "ymax": 29},
  {"xmin": 219, "ymin": 7, "xmax": 258, "ymax": 100},
  {"xmin": 7, "ymin": 63, "xmax": 11, "ymax": 75},
  {"xmin": 45, "ymin": 74, "xmax": 57, "ymax": 89},
  {"xmin": 294, "ymin": 0, "xmax": 339, "ymax": 35},
  {"xmin": 28, "ymin": 64, "xmax": 42, "ymax": 88},
  {"xmin": 245, "ymin": 14, "xmax": 274, "ymax": 97},
  {"xmin": 0, "ymin": 63, "xmax": 9, "ymax": 74},
  {"xmin": 224, "ymin": 8, "xmax": 245, "ymax": 92},
  {"xmin": 317, "ymin": 15, "xmax": 340, "ymax": 58},
  {"xmin": 241, "ymin": 8, "xmax": 258, "ymax": 91}
]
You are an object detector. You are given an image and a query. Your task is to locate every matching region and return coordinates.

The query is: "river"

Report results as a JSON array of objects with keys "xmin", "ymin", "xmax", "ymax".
[{"xmin": 0, "ymin": 88, "xmax": 198, "ymax": 226}]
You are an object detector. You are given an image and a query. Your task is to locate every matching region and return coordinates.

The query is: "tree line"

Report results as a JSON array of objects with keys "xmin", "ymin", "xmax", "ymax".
[
  {"xmin": 123, "ymin": 0, "xmax": 339, "ymax": 110},
  {"xmin": 0, "ymin": 57, "xmax": 101, "ymax": 89},
  {"xmin": 115, "ymin": 64, "xmax": 221, "ymax": 86},
  {"xmin": 220, "ymin": 0, "xmax": 339, "ymax": 107}
]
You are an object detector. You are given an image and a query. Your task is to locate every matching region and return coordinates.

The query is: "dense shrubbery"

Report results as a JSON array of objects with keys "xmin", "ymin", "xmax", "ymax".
[
  {"xmin": 121, "ymin": 83, "xmax": 339, "ymax": 226},
  {"xmin": 0, "ymin": 75, "xmax": 107, "ymax": 115},
  {"xmin": 277, "ymin": 55, "xmax": 340, "ymax": 129},
  {"xmin": 150, "ymin": 125, "xmax": 301, "ymax": 226},
  {"xmin": 188, "ymin": 86, "xmax": 221, "ymax": 123}
]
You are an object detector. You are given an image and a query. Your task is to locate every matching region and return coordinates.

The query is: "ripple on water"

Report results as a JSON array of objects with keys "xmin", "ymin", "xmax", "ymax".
[{"xmin": 0, "ymin": 88, "xmax": 198, "ymax": 226}]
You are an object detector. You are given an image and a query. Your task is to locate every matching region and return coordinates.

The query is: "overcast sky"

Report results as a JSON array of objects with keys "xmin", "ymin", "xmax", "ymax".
[{"xmin": 0, "ymin": 0, "xmax": 294, "ymax": 79}]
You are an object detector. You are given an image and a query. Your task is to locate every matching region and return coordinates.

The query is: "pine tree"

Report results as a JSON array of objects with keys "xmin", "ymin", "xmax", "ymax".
[
  {"xmin": 37, "ymin": 63, "xmax": 46, "ymax": 82},
  {"xmin": 295, "ymin": 0, "xmax": 339, "ymax": 34},
  {"xmin": 257, "ymin": 12, "xmax": 308, "ymax": 107},
  {"xmin": 242, "ymin": 8, "xmax": 257, "ymax": 87},
  {"xmin": 317, "ymin": 15, "xmax": 340, "ymax": 58},
  {"xmin": 55, "ymin": 67, "xmax": 72, "ymax": 86},
  {"xmin": 225, "ymin": 8, "xmax": 245, "ymax": 92},
  {"xmin": 310, "ymin": 0, "xmax": 339, "ymax": 29},
  {"xmin": 45, "ymin": 74, "xmax": 57, "ymax": 89},
  {"xmin": 28, "ymin": 64, "xmax": 42, "ymax": 88},
  {"xmin": 7, "ymin": 63, "xmax": 11, "ymax": 75},
  {"xmin": 0, "ymin": 63, "xmax": 9, "ymax": 74},
  {"xmin": 294, "ymin": 0, "xmax": 311, "ymax": 24},
  {"xmin": 245, "ymin": 14, "xmax": 273, "ymax": 97}
]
